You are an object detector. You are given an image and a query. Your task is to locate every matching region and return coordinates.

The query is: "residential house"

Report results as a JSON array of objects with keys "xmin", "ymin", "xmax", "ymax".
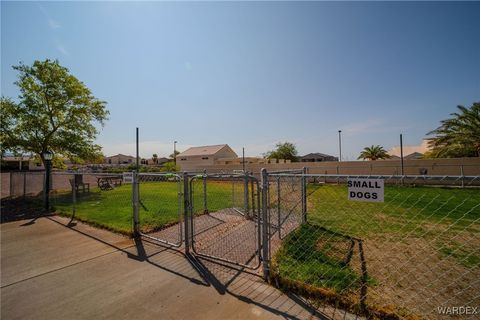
[
  {"xmin": 404, "ymin": 152, "xmax": 424, "ymax": 160},
  {"xmin": 300, "ymin": 153, "xmax": 338, "ymax": 162},
  {"xmin": 176, "ymin": 144, "xmax": 238, "ymax": 170},
  {"xmin": 104, "ymin": 154, "xmax": 136, "ymax": 165}
]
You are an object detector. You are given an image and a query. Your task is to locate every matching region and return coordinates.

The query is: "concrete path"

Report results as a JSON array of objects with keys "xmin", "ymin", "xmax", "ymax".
[{"xmin": 1, "ymin": 216, "xmax": 352, "ymax": 320}]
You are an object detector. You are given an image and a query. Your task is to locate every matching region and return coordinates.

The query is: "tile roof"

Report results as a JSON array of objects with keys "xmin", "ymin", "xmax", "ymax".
[
  {"xmin": 177, "ymin": 144, "xmax": 229, "ymax": 157},
  {"xmin": 301, "ymin": 153, "xmax": 336, "ymax": 159}
]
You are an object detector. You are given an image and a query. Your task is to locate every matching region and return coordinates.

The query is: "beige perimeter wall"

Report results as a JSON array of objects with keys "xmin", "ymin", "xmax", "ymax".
[{"xmin": 179, "ymin": 157, "xmax": 480, "ymax": 176}]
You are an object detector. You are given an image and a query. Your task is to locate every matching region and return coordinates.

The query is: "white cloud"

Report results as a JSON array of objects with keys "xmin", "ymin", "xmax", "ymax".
[
  {"xmin": 388, "ymin": 139, "xmax": 431, "ymax": 157},
  {"xmin": 48, "ymin": 19, "xmax": 61, "ymax": 29},
  {"xmin": 55, "ymin": 43, "xmax": 69, "ymax": 56},
  {"xmin": 37, "ymin": 4, "xmax": 61, "ymax": 29},
  {"xmin": 340, "ymin": 118, "xmax": 406, "ymax": 136}
]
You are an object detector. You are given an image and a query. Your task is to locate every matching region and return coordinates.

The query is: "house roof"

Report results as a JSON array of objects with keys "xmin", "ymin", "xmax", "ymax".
[
  {"xmin": 301, "ymin": 153, "xmax": 337, "ymax": 159},
  {"xmin": 1, "ymin": 155, "xmax": 33, "ymax": 161},
  {"xmin": 405, "ymin": 152, "xmax": 424, "ymax": 159},
  {"xmin": 177, "ymin": 144, "xmax": 234, "ymax": 157},
  {"xmin": 105, "ymin": 154, "xmax": 135, "ymax": 159}
]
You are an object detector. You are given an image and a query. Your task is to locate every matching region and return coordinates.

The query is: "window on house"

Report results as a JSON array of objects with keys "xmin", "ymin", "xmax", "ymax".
[
  {"xmin": 202, "ymin": 157, "xmax": 209, "ymax": 160},
  {"xmin": 180, "ymin": 158, "xmax": 187, "ymax": 161}
]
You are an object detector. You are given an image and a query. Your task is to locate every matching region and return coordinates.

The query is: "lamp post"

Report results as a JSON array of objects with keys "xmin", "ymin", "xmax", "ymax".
[
  {"xmin": 338, "ymin": 130, "xmax": 342, "ymax": 162},
  {"xmin": 43, "ymin": 150, "xmax": 54, "ymax": 211},
  {"xmin": 174, "ymin": 141, "xmax": 178, "ymax": 165}
]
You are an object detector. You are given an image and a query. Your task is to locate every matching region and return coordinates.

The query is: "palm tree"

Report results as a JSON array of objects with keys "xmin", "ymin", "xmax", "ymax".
[
  {"xmin": 358, "ymin": 145, "xmax": 390, "ymax": 161},
  {"xmin": 427, "ymin": 102, "xmax": 480, "ymax": 158},
  {"xmin": 152, "ymin": 153, "xmax": 158, "ymax": 164}
]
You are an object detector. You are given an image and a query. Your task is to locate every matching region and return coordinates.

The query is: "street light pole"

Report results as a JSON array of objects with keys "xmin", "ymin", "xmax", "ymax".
[
  {"xmin": 338, "ymin": 130, "xmax": 342, "ymax": 162},
  {"xmin": 43, "ymin": 150, "xmax": 53, "ymax": 211},
  {"xmin": 242, "ymin": 147, "xmax": 245, "ymax": 173},
  {"xmin": 174, "ymin": 141, "xmax": 178, "ymax": 165}
]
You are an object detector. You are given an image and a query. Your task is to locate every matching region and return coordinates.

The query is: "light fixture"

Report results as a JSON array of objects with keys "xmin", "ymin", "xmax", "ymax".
[{"xmin": 43, "ymin": 150, "xmax": 54, "ymax": 161}]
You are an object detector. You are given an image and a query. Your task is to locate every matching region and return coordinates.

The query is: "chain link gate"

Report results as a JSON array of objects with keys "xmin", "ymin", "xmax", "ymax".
[
  {"xmin": 136, "ymin": 173, "xmax": 184, "ymax": 247},
  {"xmin": 267, "ymin": 169, "xmax": 307, "ymax": 240},
  {"xmin": 188, "ymin": 173, "xmax": 262, "ymax": 269}
]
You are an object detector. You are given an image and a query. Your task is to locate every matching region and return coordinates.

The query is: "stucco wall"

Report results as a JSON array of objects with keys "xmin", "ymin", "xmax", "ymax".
[{"xmin": 179, "ymin": 157, "xmax": 480, "ymax": 176}]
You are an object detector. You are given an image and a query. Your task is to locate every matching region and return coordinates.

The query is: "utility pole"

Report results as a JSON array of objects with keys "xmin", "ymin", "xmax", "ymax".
[
  {"xmin": 400, "ymin": 134, "xmax": 404, "ymax": 176},
  {"xmin": 174, "ymin": 141, "xmax": 178, "ymax": 165},
  {"xmin": 242, "ymin": 147, "xmax": 245, "ymax": 173},
  {"xmin": 136, "ymin": 127, "xmax": 139, "ymax": 171},
  {"xmin": 338, "ymin": 130, "xmax": 342, "ymax": 162}
]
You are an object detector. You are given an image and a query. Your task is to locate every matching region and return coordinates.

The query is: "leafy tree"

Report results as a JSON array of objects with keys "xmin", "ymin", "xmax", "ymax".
[
  {"xmin": 427, "ymin": 102, "xmax": 480, "ymax": 158},
  {"xmin": 0, "ymin": 59, "xmax": 109, "ymax": 166},
  {"xmin": 357, "ymin": 145, "xmax": 390, "ymax": 161},
  {"xmin": 161, "ymin": 161, "xmax": 180, "ymax": 172},
  {"xmin": 265, "ymin": 142, "xmax": 299, "ymax": 162}
]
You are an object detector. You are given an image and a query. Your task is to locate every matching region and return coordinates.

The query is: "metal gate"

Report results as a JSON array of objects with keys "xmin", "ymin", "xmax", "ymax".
[
  {"xmin": 137, "ymin": 173, "xmax": 184, "ymax": 247},
  {"xmin": 267, "ymin": 170, "xmax": 306, "ymax": 240},
  {"xmin": 188, "ymin": 173, "xmax": 262, "ymax": 269}
]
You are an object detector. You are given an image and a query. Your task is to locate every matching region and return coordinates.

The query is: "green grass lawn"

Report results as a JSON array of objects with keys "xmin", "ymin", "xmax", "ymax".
[
  {"xmin": 272, "ymin": 184, "xmax": 480, "ymax": 306},
  {"xmin": 306, "ymin": 184, "xmax": 480, "ymax": 238},
  {"xmin": 53, "ymin": 181, "xmax": 234, "ymax": 234},
  {"xmin": 273, "ymin": 224, "xmax": 363, "ymax": 292}
]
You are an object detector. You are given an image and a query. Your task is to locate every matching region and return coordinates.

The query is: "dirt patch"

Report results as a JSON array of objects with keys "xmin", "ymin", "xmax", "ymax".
[{"xmin": 357, "ymin": 236, "xmax": 480, "ymax": 318}]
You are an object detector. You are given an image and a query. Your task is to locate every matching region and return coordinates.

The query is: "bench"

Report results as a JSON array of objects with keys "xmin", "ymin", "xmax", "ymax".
[{"xmin": 69, "ymin": 175, "xmax": 90, "ymax": 193}]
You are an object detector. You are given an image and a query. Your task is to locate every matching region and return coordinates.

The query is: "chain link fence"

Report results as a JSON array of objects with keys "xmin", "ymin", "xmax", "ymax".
[
  {"xmin": 189, "ymin": 173, "xmax": 261, "ymax": 269},
  {"xmin": 266, "ymin": 173, "xmax": 480, "ymax": 319},
  {"xmin": 49, "ymin": 172, "xmax": 133, "ymax": 234},
  {"xmin": 3, "ymin": 169, "xmax": 479, "ymax": 319},
  {"xmin": 137, "ymin": 172, "xmax": 184, "ymax": 246}
]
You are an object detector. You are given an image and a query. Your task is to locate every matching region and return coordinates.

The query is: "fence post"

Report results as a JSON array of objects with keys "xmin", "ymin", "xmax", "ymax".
[
  {"xmin": 23, "ymin": 172, "xmax": 27, "ymax": 199},
  {"xmin": 276, "ymin": 176, "xmax": 281, "ymax": 239},
  {"xmin": 70, "ymin": 177, "xmax": 77, "ymax": 224},
  {"xmin": 9, "ymin": 172, "xmax": 13, "ymax": 197},
  {"xmin": 183, "ymin": 172, "xmax": 190, "ymax": 254},
  {"xmin": 132, "ymin": 171, "xmax": 140, "ymax": 237},
  {"xmin": 261, "ymin": 168, "xmax": 270, "ymax": 281},
  {"xmin": 244, "ymin": 172, "xmax": 250, "ymax": 217},
  {"xmin": 336, "ymin": 165, "xmax": 340, "ymax": 185},
  {"xmin": 203, "ymin": 169, "xmax": 208, "ymax": 214},
  {"xmin": 250, "ymin": 174, "xmax": 255, "ymax": 215},
  {"xmin": 302, "ymin": 167, "xmax": 307, "ymax": 223},
  {"xmin": 460, "ymin": 165, "xmax": 465, "ymax": 188}
]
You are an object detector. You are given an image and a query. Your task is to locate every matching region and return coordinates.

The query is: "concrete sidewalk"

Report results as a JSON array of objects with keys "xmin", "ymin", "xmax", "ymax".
[{"xmin": 1, "ymin": 216, "xmax": 347, "ymax": 320}]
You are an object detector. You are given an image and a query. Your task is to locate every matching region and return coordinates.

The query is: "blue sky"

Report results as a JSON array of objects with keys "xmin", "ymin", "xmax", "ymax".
[{"xmin": 2, "ymin": 1, "xmax": 479, "ymax": 159}]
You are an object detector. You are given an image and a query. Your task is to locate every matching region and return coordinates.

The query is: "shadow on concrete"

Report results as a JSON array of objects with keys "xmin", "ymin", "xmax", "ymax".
[
  {"xmin": 1, "ymin": 197, "xmax": 52, "ymax": 224},
  {"xmin": 45, "ymin": 216, "xmax": 209, "ymax": 287},
  {"xmin": 188, "ymin": 254, "xmax": 333, "ymax": 320},
  {"xmin": 44, "ymin": 216, "xmax": 348, "ymax": 320}
]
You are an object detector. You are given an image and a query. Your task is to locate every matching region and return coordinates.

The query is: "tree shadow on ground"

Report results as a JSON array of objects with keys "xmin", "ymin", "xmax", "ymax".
[{"xmin": 1, "ymin": 197, "xmax": 52, "ymax": 224}]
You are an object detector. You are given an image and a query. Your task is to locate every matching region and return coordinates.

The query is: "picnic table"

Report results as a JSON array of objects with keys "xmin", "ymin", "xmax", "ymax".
[{"xmin": 97, "ymin": 176, "xmax": 123, "ymax": 191}]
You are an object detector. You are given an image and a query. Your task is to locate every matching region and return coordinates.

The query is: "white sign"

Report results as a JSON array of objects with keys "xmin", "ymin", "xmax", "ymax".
[
  {"xmin": 122, "ymin": 172, "xmax": 134, "ymax": 184},
  {"xmin": 347, "ymin": 178, "xmax": 384, "ymax": 203}
]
